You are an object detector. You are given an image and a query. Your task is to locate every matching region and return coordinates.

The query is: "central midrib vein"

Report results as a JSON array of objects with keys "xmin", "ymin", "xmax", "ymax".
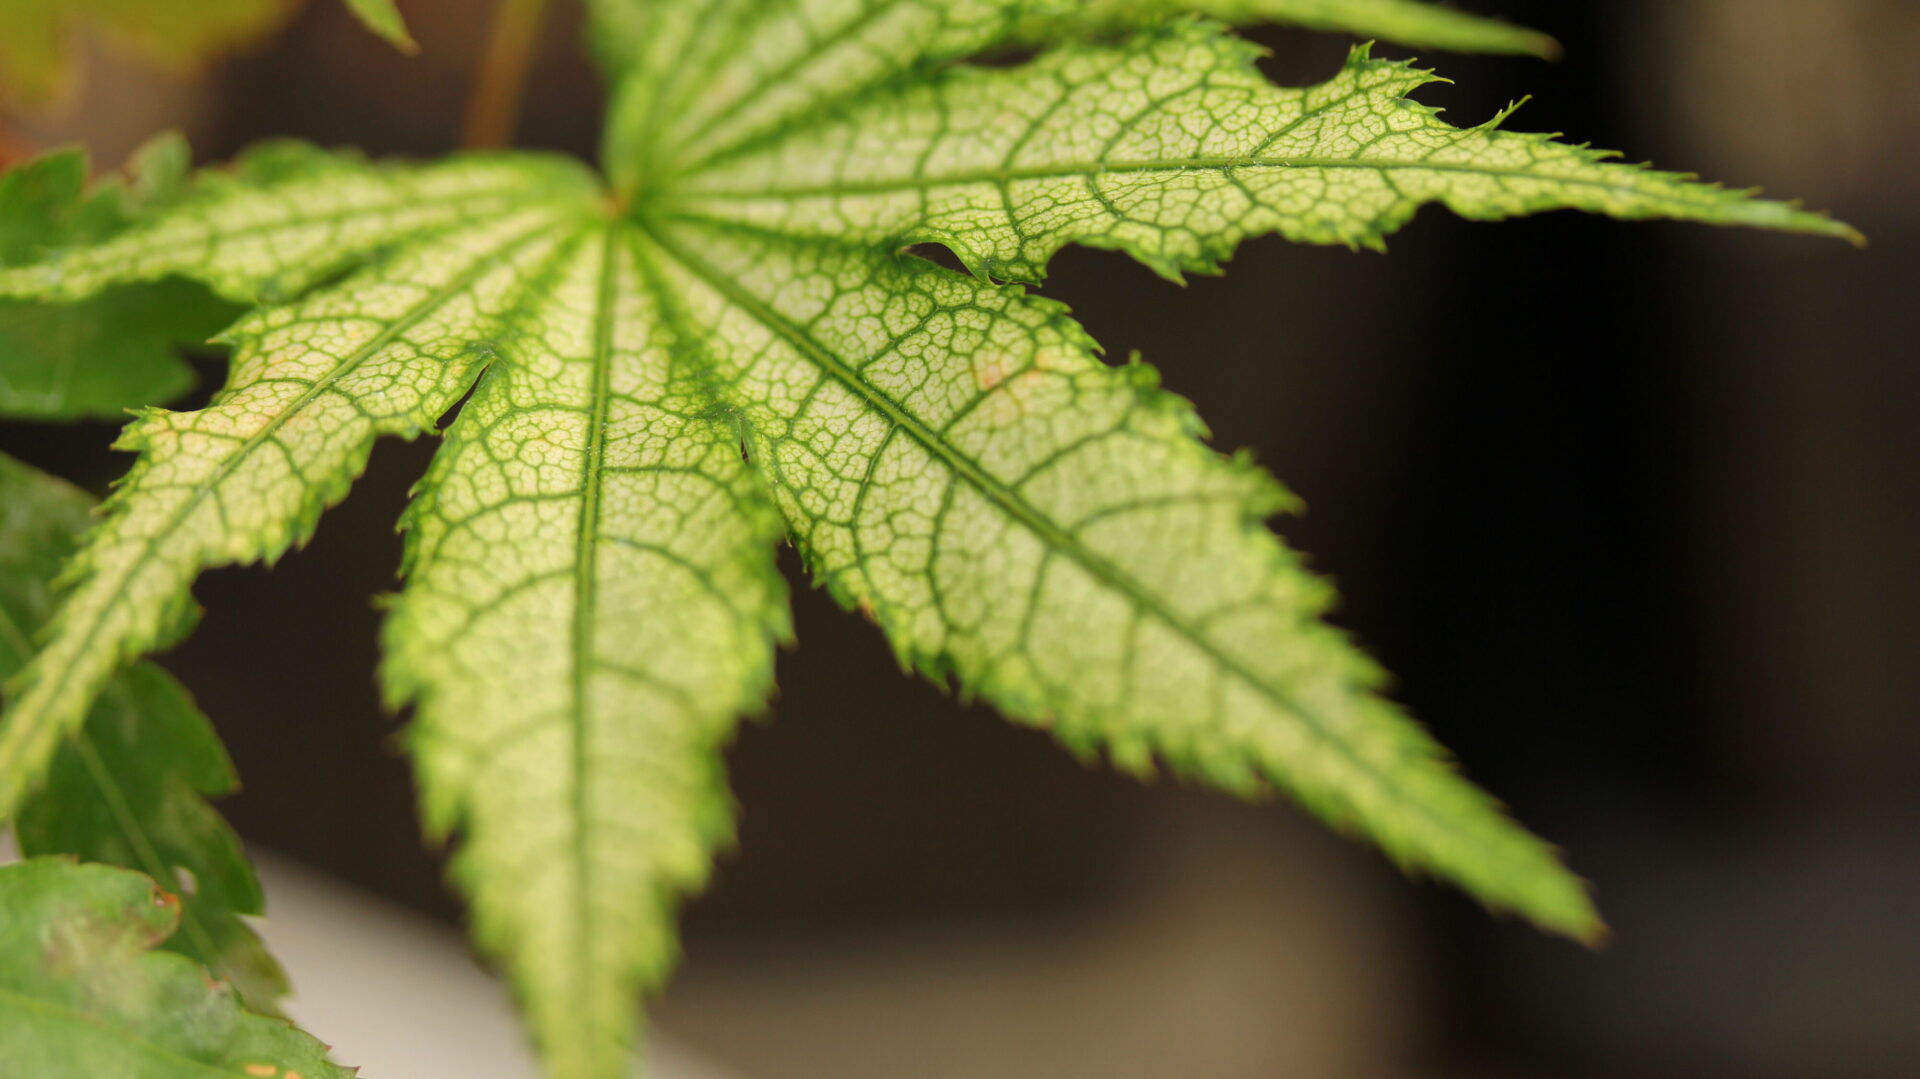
[
  {"xmin": 565, "ymin": 226, "xmax": 622, "ymax": 1014},
  {"xmin": 675, "ymin": 155, "xmax": 1722, "ymax": 203}
]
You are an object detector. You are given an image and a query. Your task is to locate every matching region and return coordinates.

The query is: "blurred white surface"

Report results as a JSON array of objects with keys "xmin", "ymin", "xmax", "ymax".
[{"xmin": 248, "ymin": 852, "xmax": 744, "ymax": 1079}]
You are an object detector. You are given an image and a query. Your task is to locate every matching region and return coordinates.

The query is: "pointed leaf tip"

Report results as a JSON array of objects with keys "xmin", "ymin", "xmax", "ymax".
[{"xmin": 343, "ymin": 0, "xmax": 419, "ymax": 54}]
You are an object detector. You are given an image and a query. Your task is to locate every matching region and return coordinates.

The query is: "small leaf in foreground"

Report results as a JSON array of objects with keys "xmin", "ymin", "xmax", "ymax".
[
  {"xmin": 0, "ymin": 452, "xmax": 287, "ymax": 1012},
  {"xmin": 0, "ymin": 857, "xmax": 350, "ymax": 1078}
]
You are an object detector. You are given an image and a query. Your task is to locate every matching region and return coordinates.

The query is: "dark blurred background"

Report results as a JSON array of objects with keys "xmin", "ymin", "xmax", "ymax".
[{"xmin": 4, "ymin": 1, "xmax": 1916, "ymax": 1076}]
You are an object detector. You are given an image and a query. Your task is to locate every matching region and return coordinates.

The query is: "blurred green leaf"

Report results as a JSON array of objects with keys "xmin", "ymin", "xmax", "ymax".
[
  {"xmin": 0, "ymin": 857, "xmax": 350, "ymax": 1077},
  {"xmin": 0, "ymin": 453, "xmax": 287, "ymax": 1012},
  {"xmin": 0, "ymin": 138, "xmax": 236, "ymax": 421},
  {"xmin": 343, "ymin": 0, "xmax": 418, "ymax": 54}
]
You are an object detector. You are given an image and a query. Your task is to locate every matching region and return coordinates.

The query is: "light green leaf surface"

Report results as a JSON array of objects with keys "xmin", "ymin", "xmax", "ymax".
[
  {"xmin": 1, "ymin": 145, "xmax": 593, "ymax": 305},
  {"xmin": 0, "ymin": 857, "xmax": 350, "ymax": 1078},
  {"xmin": 596, "ymin": 0, "xmax": 1548, "ymax": 191},
  {"xmin": 597, "ymin": 0, "xmax": 1056, "ymax": 191},
  {"xmin": 1030, "ymin": 0, "xmax": 1556, "ymax": 56},
  {"xmin": 643, "ymin": 218, "xmax": 1599, "ymax": 937},
  {"xmin": 343, "ymin": 0, "xmax": 418, "ymax": 53},
  {"xmin": 673, "ymin": 25, "xmax": 1860, "ymax": 281},
  {"xmin": 0, "ymin": 453, "xmax": 287, "ymax": 1012}
]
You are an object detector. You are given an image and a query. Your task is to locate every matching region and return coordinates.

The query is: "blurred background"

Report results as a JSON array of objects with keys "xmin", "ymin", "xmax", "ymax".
[{"xmin": 2, "ymin": 1, "xmax": 1916, "ymax": 1077}]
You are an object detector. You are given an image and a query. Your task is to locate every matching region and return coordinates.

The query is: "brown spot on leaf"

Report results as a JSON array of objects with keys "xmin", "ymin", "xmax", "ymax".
[{"xmin": 973, "ymin": 355, "xmax": 1011, "ymax": 391}]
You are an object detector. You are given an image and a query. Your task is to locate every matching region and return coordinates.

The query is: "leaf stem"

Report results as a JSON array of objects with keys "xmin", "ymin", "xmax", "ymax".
[{"xmin": 461, "ymin": 0, "xmax": 551, "ymax": 150}]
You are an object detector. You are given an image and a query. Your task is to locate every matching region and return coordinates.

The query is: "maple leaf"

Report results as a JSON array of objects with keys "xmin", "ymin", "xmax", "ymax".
[{"xmin": 0, "ymin": 3, "xmax": 1857, "ymax": 1078}]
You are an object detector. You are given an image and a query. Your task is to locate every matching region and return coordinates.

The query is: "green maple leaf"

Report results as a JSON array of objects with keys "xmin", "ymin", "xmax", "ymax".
[
  {"xmin": 0, "ymin": 3, "xmax": 1858, "ymax": 1077},
  {"xmin": 0, "ymin": 452, "xmax": 288, "ymax": 1013},
  {"xmin": 0, "ymin": 857, "xmax": 350, "ymax": 1077}
]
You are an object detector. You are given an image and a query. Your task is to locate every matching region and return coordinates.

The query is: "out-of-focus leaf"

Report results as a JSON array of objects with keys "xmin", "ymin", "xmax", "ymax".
[
  {"xmin": 343, "ymin": 0, "xmax": 419, "ymax": 54},
  {"xmin": 0, "ymin": 857, "xmax": 351, "ymax": 1077},
  {"xmin": 0, "ymin": 138, "xmax": 236, "ymax": 420},
  {"xmin": 0, "ymin": 0, "xmax": 295, "ymax": 108},
  {"xmin": 0, "ymin": 453, "xmax": 287, "ymax": 1011}
]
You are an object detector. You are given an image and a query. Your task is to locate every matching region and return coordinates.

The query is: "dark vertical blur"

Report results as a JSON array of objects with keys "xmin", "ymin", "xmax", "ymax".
[{"xmin": 3, "ymin": 1, "xmax": 1914, "ymax": 1076}]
